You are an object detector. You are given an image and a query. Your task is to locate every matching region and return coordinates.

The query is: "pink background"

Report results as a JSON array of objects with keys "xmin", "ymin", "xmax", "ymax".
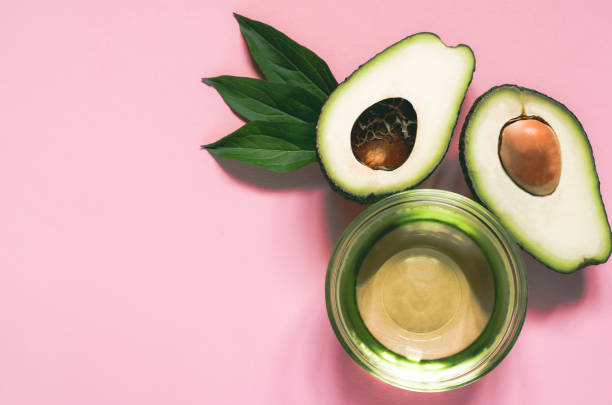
[{"xmin": 2, "ymin": 0, "xmax": 612, "ymax": 403}]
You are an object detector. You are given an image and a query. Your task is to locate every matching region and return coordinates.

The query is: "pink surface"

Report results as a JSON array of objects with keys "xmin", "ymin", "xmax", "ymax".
[{"xmin": 1, "ymin": 0, "xmax": 611, "ymax": 403}]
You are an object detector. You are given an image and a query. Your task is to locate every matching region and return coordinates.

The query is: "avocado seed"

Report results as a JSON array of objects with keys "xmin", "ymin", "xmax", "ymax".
[
  {"xmin": 498, "ymin": 117, "xmax": 562, "ymax": 196},
  {"xmin": 351, "ymin": 98, "xmax": 417, "ymax": 170}
]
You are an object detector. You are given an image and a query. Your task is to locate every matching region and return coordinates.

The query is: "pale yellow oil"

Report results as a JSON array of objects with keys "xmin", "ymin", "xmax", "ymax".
[{"xmin": 356, "ymin": 221, "xmax": 495, "ymax": 360}]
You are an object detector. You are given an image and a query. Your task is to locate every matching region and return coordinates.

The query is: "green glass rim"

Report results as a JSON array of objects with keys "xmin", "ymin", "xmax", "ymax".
[{"xmin": 325, "ymin": 189, "xmax": 528, "ymax": 392}]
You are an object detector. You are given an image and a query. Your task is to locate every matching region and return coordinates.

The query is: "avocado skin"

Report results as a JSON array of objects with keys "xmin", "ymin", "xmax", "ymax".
[
  {"xmin": 459, "ymin": 84, "xmax": 612, "ymax": 273},
  {"xmin": 316, "ymin": 33, "xmax": 476, "ymax": 204}
]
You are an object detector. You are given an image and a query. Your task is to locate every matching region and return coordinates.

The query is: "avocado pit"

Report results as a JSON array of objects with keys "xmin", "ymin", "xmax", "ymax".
[
  {"xmin": 351, "ymin": 98, "xmax": 417, "ymax": 170},
  {"xmin": 498, "ymin": 116, "xmax": 562, "ymax": 196}
]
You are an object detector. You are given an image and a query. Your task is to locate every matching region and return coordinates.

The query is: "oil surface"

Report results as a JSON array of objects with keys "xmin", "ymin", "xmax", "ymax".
[{"xmin": 356, "ymin": 221, "xmax": 495, "ymax": 360}]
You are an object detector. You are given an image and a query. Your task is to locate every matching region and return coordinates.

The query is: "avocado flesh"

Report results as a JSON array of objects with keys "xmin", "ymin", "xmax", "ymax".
[
  {"xmin": 317, "ymin": 33, "xmax": 475, "ymax": 203},
  {"xmin": 460, "ymin": 84, "xmax": 611, "ymax": 272}
]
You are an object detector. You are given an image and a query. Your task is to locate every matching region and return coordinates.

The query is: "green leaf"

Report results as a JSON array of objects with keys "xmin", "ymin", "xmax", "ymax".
[
  {"xmin": 234, "ymin": 13, "xmax": 337, "ymax": 103},
  {"xmin": 203, "ymin": 76, "xmax": 322, "ymax": 123},
  {"xmin": 202, "ymin": 121, "xmax": 317, "ymax": 172}
]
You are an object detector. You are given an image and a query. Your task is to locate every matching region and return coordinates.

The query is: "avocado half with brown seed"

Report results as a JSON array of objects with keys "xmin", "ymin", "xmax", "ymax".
[
  {"xmin": 460, "ymin": 84, "xmax": 612, "ymax": 272},
  {"xmin": 317, "ymin": 33, "xmax": 475, "ymax": 203}
]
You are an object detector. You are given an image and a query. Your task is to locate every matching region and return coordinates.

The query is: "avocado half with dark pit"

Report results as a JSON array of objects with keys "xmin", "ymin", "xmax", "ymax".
[
  {"xmin": 460, "ymin": 84, "xmax": 612, "ymax": 272},
  {"xmin": 317, "ymin": 33, "xmax": 475, "ymax": 203}
]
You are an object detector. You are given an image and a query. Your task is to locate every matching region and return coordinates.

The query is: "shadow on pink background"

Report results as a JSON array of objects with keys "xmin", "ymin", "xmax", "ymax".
[{"xmin": 0, "ymin": 0, "xmax": 609, "ymax": 404}]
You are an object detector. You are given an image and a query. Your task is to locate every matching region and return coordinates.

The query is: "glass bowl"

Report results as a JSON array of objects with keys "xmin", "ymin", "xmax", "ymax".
[{"xmin": 325, "ymin": 189, "xmax": 527, "ymax": 391}]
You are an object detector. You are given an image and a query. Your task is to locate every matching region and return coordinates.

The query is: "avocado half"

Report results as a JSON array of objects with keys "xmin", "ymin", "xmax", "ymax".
[
  {"xmin": 460, "ymin": 84, "xmax": 612, "ymax": 273},
  {"xmin": 317, "ymin": 33, "xmax": 475, "ymax": 203}
]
